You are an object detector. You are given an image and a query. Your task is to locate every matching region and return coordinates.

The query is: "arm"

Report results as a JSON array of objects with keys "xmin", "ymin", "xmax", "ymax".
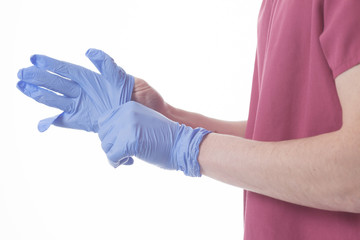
[
  {"xmin": 132, "ymin": 77, "xmax": 247, "ymax": 137},
  {"xmin": 198, "ymin": 64, "xmax": 360, "ymax": 213},
  {"xmin": 164, "ymin": 104, "xmax": 247, "ymax": 137}
]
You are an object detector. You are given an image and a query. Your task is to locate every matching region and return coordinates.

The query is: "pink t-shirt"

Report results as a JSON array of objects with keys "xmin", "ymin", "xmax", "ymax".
[{"xmin": 244, "ymin": 0, "xmax": 360, "ymax": 239}]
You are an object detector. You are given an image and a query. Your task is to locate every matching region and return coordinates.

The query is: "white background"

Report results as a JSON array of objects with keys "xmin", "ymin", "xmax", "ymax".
[{"xmin": 2, "ymin": 0, "xmax": 261, "ymax": 239}]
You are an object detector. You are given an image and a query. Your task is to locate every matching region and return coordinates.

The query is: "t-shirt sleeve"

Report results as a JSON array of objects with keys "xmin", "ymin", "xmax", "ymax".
[{"xmin": 319, "ymin": 0, "xmax": 360, "ymax": 79}]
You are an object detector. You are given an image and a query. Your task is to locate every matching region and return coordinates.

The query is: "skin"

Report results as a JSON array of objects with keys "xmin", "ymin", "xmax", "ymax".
[
  {"xmin": 132, "ymin": 64, "xmax": 360, "ymax": 213},
  {"xmin": 131, "ymin": 78, "xmax": 248, "ymax": 137}
]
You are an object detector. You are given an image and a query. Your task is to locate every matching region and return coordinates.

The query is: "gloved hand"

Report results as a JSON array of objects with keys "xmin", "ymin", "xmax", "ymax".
[
  {"xmin": 17, "ymin": 48, "xmax": 134, "ymax": 133},
  {"xmin": 98, "ymin": 101, "xmax": 211, "ymax": 175}
]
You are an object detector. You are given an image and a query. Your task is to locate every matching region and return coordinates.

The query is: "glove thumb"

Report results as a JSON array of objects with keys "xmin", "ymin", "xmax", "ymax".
[{"xmin": 86, "ymin": 48, "xmax": 118, "ymax": 78}]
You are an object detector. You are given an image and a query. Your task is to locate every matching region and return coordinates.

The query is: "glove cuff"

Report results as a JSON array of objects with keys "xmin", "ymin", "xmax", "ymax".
[
  {"xmin": 119, "ymin": 74, "xmax": 135, "ymax": 104},
  {"xmin": 173, "ymin": 125, "xmax": 211, "ymax": 177}
]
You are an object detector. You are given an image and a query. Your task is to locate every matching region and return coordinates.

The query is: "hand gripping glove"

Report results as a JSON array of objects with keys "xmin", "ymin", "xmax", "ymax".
[
  {"xmin": 98, "ymin": 101, "xmax": 211, "ymax": 175},
  {"xmin": 17, "ymin": 48, "xmax": 134, "ymax": 133}
]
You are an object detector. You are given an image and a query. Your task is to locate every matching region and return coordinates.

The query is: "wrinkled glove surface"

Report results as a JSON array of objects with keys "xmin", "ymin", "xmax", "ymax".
[
  {"xmin": 17, "ymin": 48, "xmax": 134, "ymax": 133},
  {"xmin": 98, "ymin": 101, "xmax": 211, "ymax": 175}
]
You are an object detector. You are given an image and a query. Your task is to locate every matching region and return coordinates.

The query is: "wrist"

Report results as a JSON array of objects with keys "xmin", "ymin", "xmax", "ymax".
[
  {"xmin": 172, "ymin": 125, "xmax": 211, "ymax": 177},
  {"xmin": 162, "ymin": 103, "xmax": 183, "ymax": 122}
]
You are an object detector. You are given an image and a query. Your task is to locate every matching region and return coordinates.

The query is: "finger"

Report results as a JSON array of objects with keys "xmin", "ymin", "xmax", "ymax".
[
  {"xmin": 108, "ymin": 157, "xmax": 134, "ymax": 168},
  {"xmin": 106, "ymin": 139, "xmax": 133, "ymax": 165},
  {"xmin": 85, "ymin": 48, "xmax": 133, "ymax": 90},
  {"xmin": 85, "ymin": 48, "xmax": 118, "ymax": 76},
  {"xmin": 17, "ymin": 81, "xmax": 74, "ymax": 112},
  {"xmin": 30, "ymin": 54, "xmax": 98, "ymax": 85},
  {"xmin": 85, "ymin": 48, "xmax": 135, "ymax": 104},
  {"xmin": 18, "ymin": 66, "xmax": 80, "ymax": 98},
  {"xmin": 38, "ymin": 112, "xmax": 80, "ymax": 132},
  {"xmin": 122, "ymin": 157, "xmax": 134, "ymax": 165},
  {"xmin": 101, "ymin": 133, "xmax": 134, "ymax": 167},
  {"xmin": 38, "ymin": 114, "xmax": 61, "ymax": 132}
]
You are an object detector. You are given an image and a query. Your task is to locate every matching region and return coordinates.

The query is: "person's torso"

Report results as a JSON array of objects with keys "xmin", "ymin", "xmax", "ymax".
[{"xmin": 244, "ymin": 0, "xmax": 360, "ymax": 239}]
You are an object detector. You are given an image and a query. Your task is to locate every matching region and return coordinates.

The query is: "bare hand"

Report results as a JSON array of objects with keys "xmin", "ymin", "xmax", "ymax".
[{"xmin": 131, "ymin": 77, "xmax": 168, "ymax": 115}]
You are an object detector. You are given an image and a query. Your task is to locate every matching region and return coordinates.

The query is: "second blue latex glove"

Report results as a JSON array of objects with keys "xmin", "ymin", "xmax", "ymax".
[
  {"xmin": 98, "ymin": 101, "xmax": 211, "ymax": 174},
  {"xmin": 17, "ymin": 48, "xmax": 134, "ymax": 133}
]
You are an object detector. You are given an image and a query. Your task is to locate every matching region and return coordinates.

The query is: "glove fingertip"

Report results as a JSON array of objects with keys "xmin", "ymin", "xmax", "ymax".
[
  {"xmin": 17, "ymin": 69, "xmax": 23, "ymax": 80},
  {"xmin": 85, "ymin": 48, "xmax": 94, "ymax": 56},
  {"xmin": 123, "ymin": 157, "xmax": 134, "ymax": 165},
  {"xmin": 30, "ymin": 55, "xmax": 37, "ymax": 65},
  {"xmin": 16, "ymin": 81, "xmax": 26, "ymax": 92},
  {"xmin": 30, "ymin": 54, "xmax": 46, "ymax": 69},
  {"xmin": 85, "ymin": 48, "xmax": 101, "ymax": 58},
  {"xmin": 38, "ymin": 120, "xmax": 51, "ymax": 132},
  {"xmin": 16, "ymin": 81, "xmax": 36, "ymax": 97},
  {"xmin": 38, "ymin": 115, "xmax": 60, "ymax": 132},
  {"xmin": 108, "ymin": 157, "xmax": 134, "ymax": 168}
]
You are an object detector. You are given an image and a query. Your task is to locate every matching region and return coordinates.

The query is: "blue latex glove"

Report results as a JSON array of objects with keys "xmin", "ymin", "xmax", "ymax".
[
  {"xmin": 98, "ymin": 101, "xmax": 211, "ymax": 175},
  {"xmin": 17, "ymin": 48, "xmax": 134, "ymax": 133}
]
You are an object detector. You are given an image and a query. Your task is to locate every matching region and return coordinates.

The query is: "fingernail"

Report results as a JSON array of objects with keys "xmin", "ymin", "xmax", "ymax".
[{"xmin": 17, "ymin": 69, "xmax": 23, "ymax": 79}]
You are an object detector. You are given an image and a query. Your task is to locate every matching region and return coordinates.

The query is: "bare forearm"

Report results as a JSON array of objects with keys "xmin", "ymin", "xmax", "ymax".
[
  {"xmin": 164, "ymin": 103, "xmax": 247, "ymax": 137},
  {"xmin": 132, "ymin": 77, "xmax": 246, "ymax": 137},
  {"xmin": 197, "ymin": 64, "xmax": 360, "ymax": 213},
  {"xmin": 198, "ymin": 128, "xmax": 360, "ymax": 213}
]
